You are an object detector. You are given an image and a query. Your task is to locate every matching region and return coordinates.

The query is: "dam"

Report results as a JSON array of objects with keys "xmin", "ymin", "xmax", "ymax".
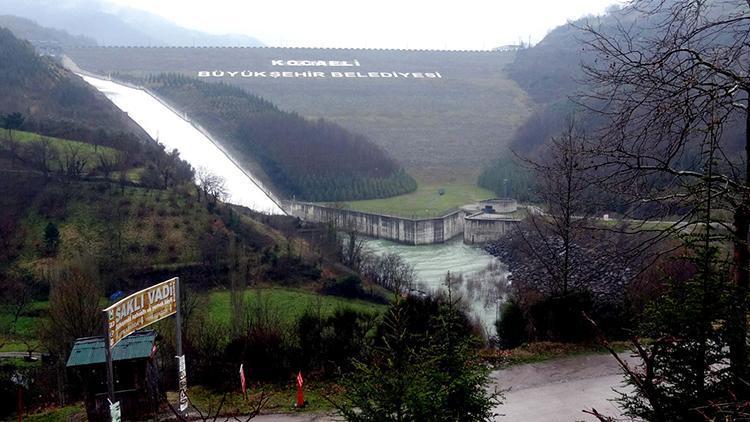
[{"xmin": 285, "ymin": 198, "xmax": 522, "ymax": 245}]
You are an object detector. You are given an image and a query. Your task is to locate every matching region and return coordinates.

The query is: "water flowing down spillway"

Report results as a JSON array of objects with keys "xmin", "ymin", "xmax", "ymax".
[
  {"xmin": 365, "ymin": 238, "xmax": 508, "ymax": 335},
  {"xmin": 81, "ymin": 75, "xmax": 285, "ymax": 215}
]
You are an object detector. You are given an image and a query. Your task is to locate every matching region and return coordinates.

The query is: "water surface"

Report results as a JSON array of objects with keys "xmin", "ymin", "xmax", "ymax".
[{"xmin": 365, "ymin": 238, "xmax": 507, "ymax": 334}]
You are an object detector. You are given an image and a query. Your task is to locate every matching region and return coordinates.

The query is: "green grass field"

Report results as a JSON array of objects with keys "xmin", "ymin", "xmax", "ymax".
[
  {"xmin": 14, "ymin": 130, "xmax": 120, "ymax": 173},
  {"xmin": 335, "ymin": 182, "xmax": 495, "ymax": 218},
  {"xmin": 209, "ymin": 288, "xmax": 386, "ymax": 326},
  {"xmin": 13, "ymin": 404, "xmax": 86, "ymax": 422},
  {"xmin": 0, "ymin": 301, "xmax": 47, "ymax": 352}
]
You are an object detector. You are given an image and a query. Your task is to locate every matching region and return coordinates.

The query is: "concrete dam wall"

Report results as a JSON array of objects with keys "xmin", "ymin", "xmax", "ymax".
[{"xmin": 285, "ymin": 201, "xmax": 464, "ymax": 245}]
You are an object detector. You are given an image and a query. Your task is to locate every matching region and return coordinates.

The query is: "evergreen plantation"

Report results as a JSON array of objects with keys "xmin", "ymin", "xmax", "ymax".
[{"xmin": 141, "ymin": 73, "xmax": 417, "ymax": 202}]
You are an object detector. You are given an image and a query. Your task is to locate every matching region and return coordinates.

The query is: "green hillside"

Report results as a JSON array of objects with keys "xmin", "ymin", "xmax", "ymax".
[{"xmin": 0, "ymin": 28, "xmax": 375, "ymax": 360}]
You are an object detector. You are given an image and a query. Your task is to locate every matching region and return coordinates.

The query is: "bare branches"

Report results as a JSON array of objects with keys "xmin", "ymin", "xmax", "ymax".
[
  {"xmin": 165, "ymin": 389, "xmax": 271, "ymax": 421},
  {"xmin": 197, "ymin": 167, "xmax": 228, "ymax": 205}
]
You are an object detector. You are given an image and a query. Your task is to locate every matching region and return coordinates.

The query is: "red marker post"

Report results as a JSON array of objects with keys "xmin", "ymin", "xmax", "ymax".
[
  {"xmin": 239, "ymin": 364, "xmax": 247, "ymax": 399},
  {"xmin": 295, "ymin": 371, "xmax": 305, "ymax": 408}
]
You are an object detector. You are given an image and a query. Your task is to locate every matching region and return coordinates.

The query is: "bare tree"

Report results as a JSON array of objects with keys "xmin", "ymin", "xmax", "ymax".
[
  {"xmin": 579, "ymin": 0, "xmax": 750, "ymax": 395},
  {"xmin": 61, "ymin": 144, "xmax": 87, "ymax": 179},
  {"xmin": 97, "ymin": 152, "xmax": 119, "ymax": 181},
  {"xmin": 23, "ymin": 136, "xmax": 57, "ymax": 179},
  {"xmin": 341, "ymin": 228, "xmax": 368, "ymax": 271},
  {"xmin": 0, "ymin": 277, "xmax": 35, "ymax": 351},
  {"xmin": 197, "ymin": 167, "xmax": 228, "ymax": 206},
  {"xmin": 229, "ymin": 239, "xmax": 250, "ymax": 339},
  {"xmin": 363, "ymin": 252, "xmax": 416, "ymax": 293},
  {"xmin": 41, "ymin": 259, "xmax": 105, "ymax": 357},
  {"xmin": 516, "ymin": 121, "xmax": 597, "ymax": 297}
]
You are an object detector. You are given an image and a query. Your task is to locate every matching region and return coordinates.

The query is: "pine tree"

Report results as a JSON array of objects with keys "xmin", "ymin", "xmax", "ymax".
[
  {"xmin": 336, "ymin": 302, "xmax": 437, "ymax": 422},
  {"xmin": 335, "ymin": 295, "xmax": 500, "ymax": 422},
  {"xmin": 43, "ymin": 222, "xmax": 60, "ymax": 256}
]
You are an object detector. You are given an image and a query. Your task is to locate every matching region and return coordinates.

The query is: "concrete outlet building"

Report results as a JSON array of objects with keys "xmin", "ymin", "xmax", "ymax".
[{"xmin": 462, "ymin": 199, "xmax": 520, "ymax": 244}]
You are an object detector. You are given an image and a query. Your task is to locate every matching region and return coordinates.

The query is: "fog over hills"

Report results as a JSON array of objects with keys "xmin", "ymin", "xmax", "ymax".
[
  {"xmin": 0, "ymin": 15, "xmax": 97, "ymax": 47},
  {"xmin": 0, "ymin": 0, "xmax": 264, "ymax": 46}
]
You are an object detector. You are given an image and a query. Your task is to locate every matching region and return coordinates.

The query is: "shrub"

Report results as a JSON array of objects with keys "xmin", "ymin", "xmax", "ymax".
[
  {"xmin": 495, "ymin": 300, "xmax": 527, "ymax": 349},
  {"xmin": 42, "ymin": 222, "xmax": 60, "ymax": 256},
  {"xmin": 297, "ymin": 308, "xmax": 375, "ymax": 377},
  {"xmin": 322, "ymin": 275, "xmax": 366, "ymax": 299},
  {"xmin": 528, "ymin": 292, "xmax": 594, "ymax": 342}
]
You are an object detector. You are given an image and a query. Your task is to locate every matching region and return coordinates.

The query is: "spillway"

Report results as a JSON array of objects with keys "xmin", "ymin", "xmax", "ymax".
[{"xmin": 81, "ymin": 74, "xmax": 285, "ymax": 215}]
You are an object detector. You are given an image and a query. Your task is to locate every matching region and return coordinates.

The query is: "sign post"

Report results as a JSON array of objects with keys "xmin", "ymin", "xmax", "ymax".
[
  {"xmin": 174, "ymin": 278, "xmax": 187, "ymax": 413},
  {"xmin": 104, "ymin": 319, "xmax": 115, "ymax": 403},
  {"xmin": 177, "ymin": 355, "xmax": 188, "ymax": 413},
  {"xmin": 103, "ymin": 277, "xmax": 182, "ymax": 420},
  {"xmin": 108, "ymin": 400, "xmax": 121, "ymax": 422}
]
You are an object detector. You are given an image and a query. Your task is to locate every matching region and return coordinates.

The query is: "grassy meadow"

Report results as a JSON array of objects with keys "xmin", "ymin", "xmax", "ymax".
[
  {"xmin": 335, "ymin": 182, "xmax": 495, "ymax": 218},
  {"xmin": 208, "ymin": 287, "xmax": 386, "ymax": 326}
]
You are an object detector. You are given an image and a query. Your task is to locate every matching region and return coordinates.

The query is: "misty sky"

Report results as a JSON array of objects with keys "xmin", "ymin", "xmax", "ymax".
[{"xmin": 107, "ymin": 0, "xmax": 621, "ymax": 49}]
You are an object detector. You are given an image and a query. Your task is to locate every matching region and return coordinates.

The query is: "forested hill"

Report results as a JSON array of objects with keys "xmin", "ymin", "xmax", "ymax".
[
  {"xmin": 501, "ymin": 8, "xmax": 629, "ymax": 155},
  {"xmin": 0, "ymin": 27, "xmax": 148, "ymax": 143},
  {"xmin": 0, "ymin": 27, "xmax": 333, "ymax": 294},
  {"xmin": 141, "ymin": 73, "xmax": 417, "ymax": 202},
  {"xmin": 479, "ymin": 0, "xmax": 747, "ymax": 198}
]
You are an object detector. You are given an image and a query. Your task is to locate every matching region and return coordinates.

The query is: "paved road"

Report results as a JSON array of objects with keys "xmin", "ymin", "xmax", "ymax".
[
  {"xmin": 247, "ymin": 352, "xmax": 636, "ymax": 422},
  {"xmin": 491, "ymin": 352, "xmax": 636, "ymax": 421}
]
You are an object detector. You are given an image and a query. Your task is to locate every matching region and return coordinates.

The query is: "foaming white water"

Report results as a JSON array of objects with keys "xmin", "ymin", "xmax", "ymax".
[
  {"xmin": 81, "ymin": 75, "xmax": 285, "ymax": 215},
  {"xmin": 365, "ymin": 238, "xmax": 508, "ymax": 335}
]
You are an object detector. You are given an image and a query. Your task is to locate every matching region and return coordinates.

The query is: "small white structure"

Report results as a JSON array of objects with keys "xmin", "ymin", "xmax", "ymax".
[{"xmin": 462, "ymin": 199, "xmax": 521, "ymax": 244}]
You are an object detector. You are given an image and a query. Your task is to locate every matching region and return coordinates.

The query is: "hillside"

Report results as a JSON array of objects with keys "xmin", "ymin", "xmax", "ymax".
[
  {"xmin": 64, "ymin": 46, "xmax": 535, "ymax": 183},
  {"xmin": 0, "ymin": 27, "xmax": 150, "ymax": 144},
  {"xmin": 0, "ymin": 15, "xmax": 96, "ymax": 48},
  {"xmin": 501, "ymin": 1, "xmax": 745, "ymax": 155},
  {"xmin": 479, "ymin": 0, "xmax": 748, "ymax": 199},
  {"xmin": 139, "ymin": 73, "xmax": 417, "ymax": 202},
  {"xmin": 0, "ymin": 29, "xmax": 362, "ymax": 355},
  {"xmin": 0, "ymin": 0, "xmax": 264, "ymax": 47}
]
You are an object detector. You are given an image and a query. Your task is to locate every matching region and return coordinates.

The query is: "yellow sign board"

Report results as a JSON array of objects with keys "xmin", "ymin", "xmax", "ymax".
[{"xmin": 104, "ymin": 278, "xmax": 178, "ymax": 348}]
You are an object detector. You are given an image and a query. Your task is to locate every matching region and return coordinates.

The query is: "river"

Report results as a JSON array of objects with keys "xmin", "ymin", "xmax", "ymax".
[
  {"xmin": 80, "ymin": 74, "xmax": 285, "ymax": 215},
  {"xmin": 82, "ymin": 75, "xmax": 506, "ymax": 334},
  {"xmin": 365, "ymin": 238, "xmax": 507, "ymax": 335}
]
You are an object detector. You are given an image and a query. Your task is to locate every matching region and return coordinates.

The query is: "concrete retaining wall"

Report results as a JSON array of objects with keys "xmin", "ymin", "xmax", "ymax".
[
  {"xmin": 463, "ymin": 217, "xmax": 518, "ymax": 244},
  {"xmin": 285, "ymin": 201, "xmax": 464, "ymax": 245}
]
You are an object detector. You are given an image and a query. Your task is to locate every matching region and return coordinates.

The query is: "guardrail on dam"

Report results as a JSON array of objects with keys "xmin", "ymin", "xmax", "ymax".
[{"xmin": 285, "ymin": 201, "xmax": 464, "ymax": 245}]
